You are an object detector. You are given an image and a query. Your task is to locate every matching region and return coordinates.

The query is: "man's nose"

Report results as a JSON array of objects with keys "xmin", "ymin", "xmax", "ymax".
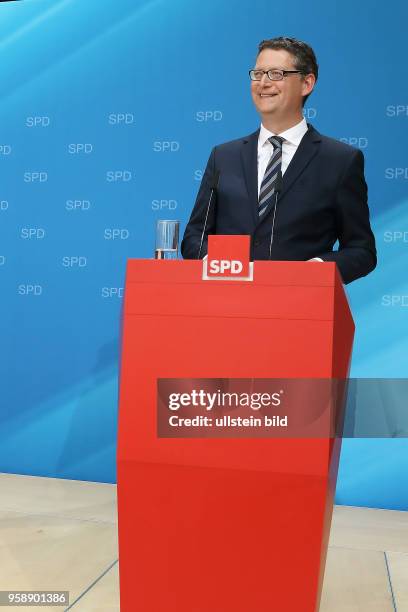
[{"xmin": 260, "ymin": 72, "xmax": 269, "ymax": 85}]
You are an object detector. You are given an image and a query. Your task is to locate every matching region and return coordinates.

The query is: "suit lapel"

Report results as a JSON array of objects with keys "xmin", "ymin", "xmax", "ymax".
[
  {"xmin": 240, "ymin": 130, "xmax": 260, "ymax": 226},
  {"xmin": 239, "ymin": 125, "xmax": 322, "ymax": 225},
  {"xmin": 280, "ymin": 124, "xmax": 321, "ymax": 200}
]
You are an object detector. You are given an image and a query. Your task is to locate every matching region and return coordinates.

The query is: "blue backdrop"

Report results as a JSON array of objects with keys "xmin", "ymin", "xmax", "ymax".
[{"xmin": 1, "ymin": 0, "xmax": 407, "ymax": 509}]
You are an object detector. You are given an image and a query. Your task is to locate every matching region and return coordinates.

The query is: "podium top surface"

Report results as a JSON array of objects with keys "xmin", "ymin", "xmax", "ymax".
[
  {"xmin": 123, "ymin": 259, "xmax": 352, "ymax": 324},
  {"xmin": 125, "ymin": 259, "xmax": 338, "ymax": 287}
]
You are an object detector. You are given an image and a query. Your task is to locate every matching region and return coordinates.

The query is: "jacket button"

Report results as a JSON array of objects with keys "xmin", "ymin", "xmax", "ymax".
[{"xmin": 254, "ymin": 239, "xmax": 260, "ymax": 247}]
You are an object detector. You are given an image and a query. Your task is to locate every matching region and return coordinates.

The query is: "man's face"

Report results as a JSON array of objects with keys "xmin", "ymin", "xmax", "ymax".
[{"xmin": 251, "ymin": 48, "xmax": 314, "ymax": 122}]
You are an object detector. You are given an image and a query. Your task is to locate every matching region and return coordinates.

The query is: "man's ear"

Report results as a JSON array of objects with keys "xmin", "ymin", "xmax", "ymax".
[{"xmin": 302, "ymin": 73, "xmax": 316, "ymax": 97}]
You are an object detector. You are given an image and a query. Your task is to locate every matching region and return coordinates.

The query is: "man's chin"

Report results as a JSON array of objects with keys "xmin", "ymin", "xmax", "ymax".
[{"xmin": 257, "ymin": 105, "xmax": 279, "ymax": 117}]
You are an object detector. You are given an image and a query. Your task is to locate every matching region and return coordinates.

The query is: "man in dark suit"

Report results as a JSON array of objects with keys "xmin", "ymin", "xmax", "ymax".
[{"xmin": 181, "ymin": 37, "xmax": 376, "ymax": 284}]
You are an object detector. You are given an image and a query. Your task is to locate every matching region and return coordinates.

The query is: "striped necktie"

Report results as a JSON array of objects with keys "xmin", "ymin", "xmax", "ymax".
[{"xmin": 258, "ymin": 135, "xmax": 284, "ymax": 216}]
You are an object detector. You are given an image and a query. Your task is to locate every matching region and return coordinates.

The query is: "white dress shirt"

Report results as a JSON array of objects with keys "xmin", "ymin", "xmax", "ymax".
[
  {"xmin": 257, "ymin": 117, "xmax": 308, "ymax": 196},
  {"xmin": 257, "ymin": 117, "xmax": 322, "ymax": 262}
]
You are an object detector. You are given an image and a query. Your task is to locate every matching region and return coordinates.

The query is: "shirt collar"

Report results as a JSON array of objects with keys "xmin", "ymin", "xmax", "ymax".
[{"xmin": 259, "ymin": 117, "xmax": 308, "ymax": 148}]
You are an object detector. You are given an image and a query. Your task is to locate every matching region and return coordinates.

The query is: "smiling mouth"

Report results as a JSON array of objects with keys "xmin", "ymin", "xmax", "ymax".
[{"xmin": 260, "ymin": 93, "xmax": 278, "ymax": 97}]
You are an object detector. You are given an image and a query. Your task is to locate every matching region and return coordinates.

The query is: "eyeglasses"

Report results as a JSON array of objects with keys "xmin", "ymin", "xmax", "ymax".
[{"xmin": 249, "ymin": 69, "xmax": 303, "ymax": 81}]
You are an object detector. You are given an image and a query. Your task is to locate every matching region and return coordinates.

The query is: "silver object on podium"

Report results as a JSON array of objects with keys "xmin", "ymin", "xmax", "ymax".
[{"xmin": 155, "ymin": 220, "xmax": 179, "ymax": 259}]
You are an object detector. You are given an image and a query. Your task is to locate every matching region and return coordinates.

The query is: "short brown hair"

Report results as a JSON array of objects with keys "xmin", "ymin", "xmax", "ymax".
[{"xmin": 258, "ymin": 37, "xmax": 318, "ymax": 106}]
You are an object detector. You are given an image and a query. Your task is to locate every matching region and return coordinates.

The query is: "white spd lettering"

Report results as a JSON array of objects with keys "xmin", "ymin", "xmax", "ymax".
[{"xmin": 209, "ymin": 260, "xmax": 243, "ymax": 274}]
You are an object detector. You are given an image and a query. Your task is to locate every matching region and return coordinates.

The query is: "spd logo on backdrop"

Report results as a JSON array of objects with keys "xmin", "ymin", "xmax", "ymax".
[{"xmin": 202, "ymin": 235, "xmax": 253, "ymax": 281}]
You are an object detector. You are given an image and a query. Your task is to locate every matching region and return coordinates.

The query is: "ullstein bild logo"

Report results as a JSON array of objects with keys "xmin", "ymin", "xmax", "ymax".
[{"xmin": 202, "ymin": 235, "xmax": 253, "ymax": 281}]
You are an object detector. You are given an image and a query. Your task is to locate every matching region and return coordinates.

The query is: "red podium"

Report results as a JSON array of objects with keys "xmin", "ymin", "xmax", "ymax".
[{"xmin": 117, "ymin": 255, "xmax": 354, "ymax": 612}]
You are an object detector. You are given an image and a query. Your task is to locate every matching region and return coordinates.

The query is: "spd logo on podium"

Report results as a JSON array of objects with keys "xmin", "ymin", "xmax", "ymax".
[{"xmin": 202, "ymin": 235, "xmax": 253, "ymax": 281}]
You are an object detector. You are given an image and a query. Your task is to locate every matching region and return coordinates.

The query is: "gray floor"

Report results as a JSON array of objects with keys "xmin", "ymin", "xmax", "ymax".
[{"xmin": 0, "ymin": 473, "xmax": 406, "ymax": 611}]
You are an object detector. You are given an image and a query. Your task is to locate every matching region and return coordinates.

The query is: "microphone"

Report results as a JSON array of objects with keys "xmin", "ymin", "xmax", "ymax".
[
  {"xmin": 197, "ymin": 170, "xmax": 220, "ymax": 259},
  {"xmin": 268, "ymin": 171, "xmax": 283, "ymax": 259}
]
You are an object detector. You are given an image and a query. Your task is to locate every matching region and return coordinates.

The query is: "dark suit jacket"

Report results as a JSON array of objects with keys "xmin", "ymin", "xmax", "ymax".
[{"xmin": 181, "ymin": 124, "xmax": 376, "ymax": 284}]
